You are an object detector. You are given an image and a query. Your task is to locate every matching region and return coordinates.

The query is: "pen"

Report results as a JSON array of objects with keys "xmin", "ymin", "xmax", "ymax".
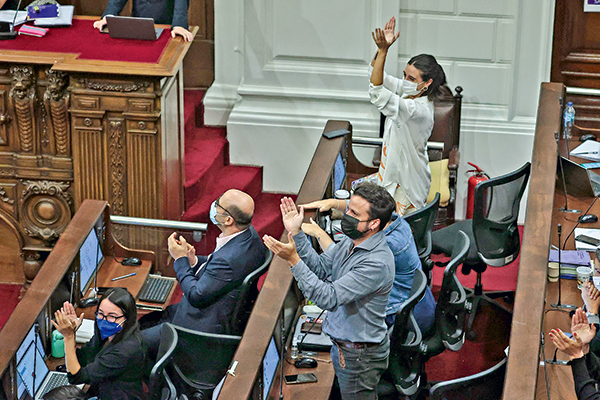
[
  {"xmin": 578, "ymin": 151, "xmax": 599, "ymax": 155},
  {"xmin": 111, "ymin": 272, "xmax": 136, "ymax": 282}
]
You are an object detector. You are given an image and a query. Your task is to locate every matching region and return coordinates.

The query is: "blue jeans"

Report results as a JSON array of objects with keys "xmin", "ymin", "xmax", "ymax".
[{"xmin": 330, "ymin": 336, "xmax": 390, "ymax": 400}]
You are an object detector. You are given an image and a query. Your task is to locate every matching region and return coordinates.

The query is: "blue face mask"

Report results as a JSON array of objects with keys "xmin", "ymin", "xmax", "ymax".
[
  {"xmin": 97, "ymin": 317, "xmax": 124, "ymax": 340},
  {"xmin": 209, "ymin": 201, "xmax": 221, "ymax": 225}
]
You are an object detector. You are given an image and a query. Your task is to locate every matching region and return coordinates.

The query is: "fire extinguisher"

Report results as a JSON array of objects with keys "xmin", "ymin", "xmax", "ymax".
[{"xmin": 466, "ymin": 162, "xmax": 489, "ymax": 219}]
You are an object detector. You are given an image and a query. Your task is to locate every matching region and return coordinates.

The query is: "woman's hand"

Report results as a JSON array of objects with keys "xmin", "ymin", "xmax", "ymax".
[
  {"xmin": 571, "ymin": 308, "xmax": 596, "ymax": 347},
  {"xmin": 52, "ymin": 309, "xmax": 77, "ymax": 340},
  {"xmin": 372, "ymin": 17, "xmax": 399, "ymax": 50},
  {"xmin": 60, "ymin": 301, "xmax": 84, "ymax": 332},
  {"xmin": 171, "ymin": 26, "xmax": 194, "ymax": 41},
  {"xmin": 550, "ymin": 328, "xmax": 586, "ymax": 360}
]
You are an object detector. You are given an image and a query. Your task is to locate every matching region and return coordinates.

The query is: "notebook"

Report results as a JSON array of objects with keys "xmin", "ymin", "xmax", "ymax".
[
  {"xmin": 34, "ymin": 5, "xmax": 74, "ymax": 27},
  {"xmin": 558, "ymin": 156, "xmax": 600, "ymax": 197},
  {"xmin": 105, "ymin": 15, "xmax": 163, "ymax": 41},
  {"xmin": 292, "ymin": 312, "xmax": 332, "ymax": 352}
]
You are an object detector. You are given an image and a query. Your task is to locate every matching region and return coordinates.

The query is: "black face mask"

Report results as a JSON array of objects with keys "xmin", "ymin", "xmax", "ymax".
[{"xmin": 341, "ymin": 214, "xmax": 371, "ymax": 240}]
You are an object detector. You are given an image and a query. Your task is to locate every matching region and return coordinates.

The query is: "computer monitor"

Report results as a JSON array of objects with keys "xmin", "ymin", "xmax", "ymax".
[
  {"xmin": 334, "ymin": 153, "xmax": 346, "ymax": 192},
  {"xmin": 16, "ymin": 324, "xmax": 45, "ymax": 399},
  {"xmin": 79, "ymin": 227, "xmax": 104, "ymax": 296},
  {"xmin": 262, "ymin": 336, "xmax": 279, "ymax": 400}
]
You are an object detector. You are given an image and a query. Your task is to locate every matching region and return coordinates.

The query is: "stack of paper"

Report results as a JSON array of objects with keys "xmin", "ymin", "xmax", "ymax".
[
  {"xmin": 0, "ymin": 10, "xmax": 27, "ymax": 26},
  {"xmin": 75, "ymin": 318, "xmax": 95, "ymax": 344},
  {"xmin": 549, "ymin": 248, "xmax": 592, "ymax": 279},
  {"xmin": 571, "ymin": 140, "xmax": 600, "ymax": 161}
]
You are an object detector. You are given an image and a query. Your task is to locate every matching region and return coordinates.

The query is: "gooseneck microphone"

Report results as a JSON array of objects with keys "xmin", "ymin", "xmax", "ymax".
[
  {"xmin": 551, "ymin": 224, "xmax": 577, "ymax": 311},
  {"xmin": 0, "ymin": 0, "xmax": 22, "ymax": 40},
  {"xmin": 556, "ymin": 131, "xmax": 581, "ymax": 214}
]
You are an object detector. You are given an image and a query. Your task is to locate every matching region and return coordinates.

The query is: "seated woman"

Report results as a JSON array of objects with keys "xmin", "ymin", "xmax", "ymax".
[
  {"xmin": 52, "ymin": 288, "xmax": 148, "ymax": 400},
  {"xmin": 370, "ymin": 17, "xmax": 449, "ymax": 215}
]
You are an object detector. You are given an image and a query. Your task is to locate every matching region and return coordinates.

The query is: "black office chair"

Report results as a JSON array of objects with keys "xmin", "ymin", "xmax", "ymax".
[
  {"xmin": 228, "ymin": 249, "xmax": 273, "ymax": 335},
  {"xmin": 380, "ymin": 268, "xmax": 428, "ymax": 397},
  {"xmin": 428, "ymin": 357, "xmax": 507, "ymax": 400},
  {"xmin": 148, "ymin": 323, "xmax": 178, "ymax": 400},
  {"xmin": 379, "ymin": 232, "xmax": 470, "ymax": 399},
  {"xmin": 155, "ymin": 323, "xmax": 242, "ymax": 400},
  {"xmin": 432, "ymin": 162, "xmax": 531, "ymax": 340},
  {"xmin": 404, "ymin": 192, "xmax": 440, "ymax": 284}
]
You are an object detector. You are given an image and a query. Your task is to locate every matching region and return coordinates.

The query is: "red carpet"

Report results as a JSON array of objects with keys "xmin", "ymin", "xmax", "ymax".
[{"xmin": 0, "ymin": 284, "xmax": 22, "ymax": 331}]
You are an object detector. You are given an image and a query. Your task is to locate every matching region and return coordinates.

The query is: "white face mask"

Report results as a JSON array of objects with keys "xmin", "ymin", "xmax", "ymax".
[{"xmin": 402, "ymin": 78, "xmax": 426, "ymax": 97}]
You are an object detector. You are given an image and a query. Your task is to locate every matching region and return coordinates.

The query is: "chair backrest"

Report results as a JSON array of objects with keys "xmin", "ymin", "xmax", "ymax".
[
  {"xmin": 388, "ymin": 268, "xmax": 428, "ymax": 396},
  {"xmin": 429, "ymin": 86, "xmax": 463, "ymax": 161},
  {"xmin": 169, "ymin": 324, "xmax": 242, "ymax": 393},
  {"xmin": 472, "ymin": 162, "xmax": 531, "ymax": 267},
  {"xmin": 228, "ymin": 249, "xmax": 273, "ymax": 335},
  {"xmin": 148, "ymin": 323, "xmax": 179, "ymax": 400},
  {"xmin": 404, "ymin": 192, "xmax": 440, "ymax": 276},
  {"xmin": 428, "ymin": 357, "xmax": 507, "ymax": 400},
  {"xmin": 436, "ymin": 231, "xmax": 469, "ymax": 352}
]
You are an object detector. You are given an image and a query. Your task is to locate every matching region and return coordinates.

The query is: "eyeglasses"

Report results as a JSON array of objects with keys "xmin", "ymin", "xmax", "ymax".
[
  {"xmin": 215, "ymin": 197, "xmax": 234, "ymax": 219},
  {"xmin": 95, "ymin": 310, "xmax": 125, "ymax": 323}
]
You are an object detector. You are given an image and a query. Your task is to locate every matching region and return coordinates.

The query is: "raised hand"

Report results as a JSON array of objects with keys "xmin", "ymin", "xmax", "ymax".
[
  {"xmin": 52, "ymin": 309, "xmax": 77, "ymax": 339},
  {"xmin": 571, "ymin": 308, "xmax": 596, "ymax": 346},
  {"xmin": 550, "ymin": 328, "xmax": 585, "ymax": 361},
  {"xmin": 583, "ymin": 281, "xmax": 600, "ymax": 314},
  {"xmin": 186, "ymin": 242, "xmax": 197, "ymax": 267},
  {"xmin": 280, "ymin": 197, "xmax": 304, "ymax": 235},
  {"xmin": 372, "ymin": 17, "xmax": 400, "ymax": 50},
  {"xmin": 301, "ymin": 199, "xmax": 339, "ymax": 212},
  {"xmin": 167, "ymin": 232, "xmax": 188, "ymax": 260},
  {"xmin": 263, "ymin": 233, "xmax": 300, "ymax": 266},
  {"xmin": 60, "ymin": 301, "xmax": 84, "ymax": 332}
]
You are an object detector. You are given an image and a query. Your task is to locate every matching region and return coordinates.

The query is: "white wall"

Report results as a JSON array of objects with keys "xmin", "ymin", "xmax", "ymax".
[{"xmin": 204, "ymin": 0, "xmax": 556, "ymax": 221}]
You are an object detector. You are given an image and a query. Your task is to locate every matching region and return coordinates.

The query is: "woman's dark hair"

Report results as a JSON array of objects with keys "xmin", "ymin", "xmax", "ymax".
[
  {"xmin": 42, "ymin": 385, "xmax": 87, "ymax": 400},
  {"xmin": 408, "ymin": 54, "xmax": 449, "ymax": 101},
  {"xmin": 95, "ymin": 287, "xmax": 139, "ymax": 345},
  {"xmin": 352, "ymin": 182, "xmax": 395, "ymax": 231}
]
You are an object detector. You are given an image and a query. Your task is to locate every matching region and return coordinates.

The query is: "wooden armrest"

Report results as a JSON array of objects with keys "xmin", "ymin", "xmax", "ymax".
[{"xmin": 448, "ymin": 146, "xmax": 460, "ymax": 170}]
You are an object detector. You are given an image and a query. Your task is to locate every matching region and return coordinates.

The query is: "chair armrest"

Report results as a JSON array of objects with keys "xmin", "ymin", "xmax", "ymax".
[{"xmin": 448, "ymin": 146, "xmax": 460, "ymax": 171}]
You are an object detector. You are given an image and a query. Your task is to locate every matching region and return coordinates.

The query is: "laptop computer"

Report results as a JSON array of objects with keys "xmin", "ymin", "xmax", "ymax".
[
  {"xmin": 104, "ymin": 15, "xmax": 163, "ymax": 41},
  {"xmin": 16, "ymin": 326, "xmax": 69, "ymax": 400},
  {"xmin": 559, "ymin": 155, "xmax": 600, "ymax": 197}
]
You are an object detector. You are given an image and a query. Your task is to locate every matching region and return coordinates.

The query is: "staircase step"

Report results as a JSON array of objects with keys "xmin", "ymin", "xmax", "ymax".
[
  {"xmin": 183, "ymin": 165, "xmax": 263, "ymax": 222},
  {"xmin": 184, "ymin": 137, "xmax": 229, "ymax": 205},
  {"xmin": 184, "ymin": 89, "xmax": 206, "ymax": 132}
]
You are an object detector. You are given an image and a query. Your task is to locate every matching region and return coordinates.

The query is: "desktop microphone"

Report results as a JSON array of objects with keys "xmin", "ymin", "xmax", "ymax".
[
  {"xmin": 556, "ymin": 131, "xmax": 581, "ymax": 214},
  {"xmin": 296, "ymin": 309, "xmax": 326, "ymax": 353},
  {"xmin": 544, "ymin": 347, "xmax": 568, "ymax": 366},
  {"xmin": 0, "ymin": 0, "xmax": 22, "ymax": 40},
  {"xmin": 552, "ymin": 224, "xmax": 577, "ymax": 311}
]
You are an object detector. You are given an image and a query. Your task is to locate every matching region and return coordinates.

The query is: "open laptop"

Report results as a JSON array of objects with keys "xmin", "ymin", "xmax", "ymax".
[
  {"xmin": 559, "ymin": 156, "xmax": 600, "ymax": 197},
  {"xmin": 104, "ymin": 15, "xmax": 163, "ymax": 41},
  {"xmin": 16, "ymin": 325, "xmax": 69, "ymax": 400}
]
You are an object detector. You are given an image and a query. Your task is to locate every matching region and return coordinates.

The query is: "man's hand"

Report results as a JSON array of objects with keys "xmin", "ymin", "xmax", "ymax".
[
  {"xmin": 301, "ymin": 199, "xmax": 340, "ymax": 212},
  {"xmin": 550, "ymin": 328, "xmax": 586, "ymax": 361},
  {"xmin": 60, "ymin": 301, "xmax": 84, "ymax": 332},
  {"xmin": 302, "ymin": 218, "xmax": 326, "ymax": 238},
  {"xmin": 171, "ymin": 26, "xmax": 193, "ymax": 41},
  {"xmin": 93, "ymin": 18, "xmax": 107, "ymax": 31},
  {"xmin": 372, "ymin": 17, "xmax": 399, "ymax": 50},
  {"xmin": 167, "ymin": 232, "xmax": 188, "ymax": 260},
  {"xmin": 583, "ymin": 281, "xmax": 600, "ymax": 314},
  {"xmin": 186, "ymin": 242, "xmax": 197, "ymax": 267},
  {"xmin": 280, "ymin": 197, "xmax": 304, "ymax": 235},
  {"xmin": 263, "ymin": 233, "xmax": 301, "ymax": 266},
  {"xmin": 572, "ymin": 308, "xmax": 596, "ymax": 348}
]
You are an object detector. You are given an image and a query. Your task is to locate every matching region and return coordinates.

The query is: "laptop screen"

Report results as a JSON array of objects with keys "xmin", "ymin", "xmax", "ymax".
[
  {"xmin": 262, "ymin": 336, "xmax": 279, "ymax": 400},
  {"xmin": 79, "ymin": 227, "xmax": 104, "ymax": 296},
  {"xmin": 16, "ymin": 338, "xmax": 49, "ymax": 399}
]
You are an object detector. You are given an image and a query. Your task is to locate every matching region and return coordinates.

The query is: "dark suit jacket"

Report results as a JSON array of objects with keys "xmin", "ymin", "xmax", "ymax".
[
  {"xmin": 103, "ymin": 0, "xmax": 189, "ymax": 29},
  {"xmin": 169, "ymin": 226, "xmax": 266, "ymax": 334}
]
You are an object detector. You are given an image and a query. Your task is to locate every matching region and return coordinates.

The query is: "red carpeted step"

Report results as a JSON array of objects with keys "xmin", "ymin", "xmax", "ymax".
[
  {"xmin": 184, "ymin": 89, "xmax": 206, "ymax": 132},
  {"xmin": 0, "ymin": 284, "xmax": 22, "ymax": 331},
  {"xmin": 183, "ymin": 165, "xmax": 264, "ymax": 224},
  {"xmin": 184, "ymin": 136, "xmax": 229, "ymax": 205}
]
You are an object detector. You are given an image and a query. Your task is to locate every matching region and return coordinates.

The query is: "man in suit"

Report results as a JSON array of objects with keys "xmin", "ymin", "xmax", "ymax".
[
  {"xmin": 92, "ymin": 0, "xmax": 193, "ymax": 41},
  {"xmin": 140, "ymin": 189, "xmax": 267, "ymax": 359}
]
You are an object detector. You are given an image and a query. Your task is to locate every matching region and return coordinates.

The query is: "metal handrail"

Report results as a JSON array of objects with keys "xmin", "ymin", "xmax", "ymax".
[
  {"xmin": 566, "ymin": 86, "xmax": 600, "ymax": 97},
  {"xmin": 352, "ymin": 136, "xmax": 445, "ymax": 151},
  {"xmin": 110, "ymin": 215, "xmax": 207, "ymax": 232}
]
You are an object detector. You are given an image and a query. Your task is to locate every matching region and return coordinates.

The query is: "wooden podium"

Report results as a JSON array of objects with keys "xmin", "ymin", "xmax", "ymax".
[{"xmin": 0, "ymin": 17, "xmax": 196, "ymax": 290}]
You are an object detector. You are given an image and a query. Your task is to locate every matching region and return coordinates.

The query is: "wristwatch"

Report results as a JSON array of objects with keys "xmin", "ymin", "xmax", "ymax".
[{"xmin": 587, "ymin": 311, "xmax": 600, "ymax": 325}]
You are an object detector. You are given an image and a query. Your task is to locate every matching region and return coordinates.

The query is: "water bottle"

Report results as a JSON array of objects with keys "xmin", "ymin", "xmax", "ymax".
[{"xmin": 563, "ymin": 101, "xmax": 575, "ymax": 139}]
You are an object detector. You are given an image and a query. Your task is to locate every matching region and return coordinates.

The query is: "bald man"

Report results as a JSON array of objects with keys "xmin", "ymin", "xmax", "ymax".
[{"xmin": 139, "ymin": 189, "xmax": 267, "ymax": 359}]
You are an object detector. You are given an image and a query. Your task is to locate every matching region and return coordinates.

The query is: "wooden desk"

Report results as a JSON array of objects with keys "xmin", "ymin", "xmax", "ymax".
[{"xmin": 0, "ymin": 16, "xmax": 196, "ymax": 291}]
